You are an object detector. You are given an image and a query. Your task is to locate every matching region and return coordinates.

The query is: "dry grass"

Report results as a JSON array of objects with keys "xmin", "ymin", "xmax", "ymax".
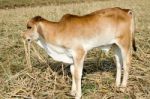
[
  {"xmin": 0, "ymin": 0, "xmax": 103, "ymax": 9},
  {"xmin": 0, "ymin": 0, "xmax": 150, "ymax": 99}
]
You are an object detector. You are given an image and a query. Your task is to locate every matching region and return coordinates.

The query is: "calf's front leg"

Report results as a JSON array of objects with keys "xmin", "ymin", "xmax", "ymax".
[
  {"xmin": 70, "ymin": 48, "xmax": 86, "ymax": 99},
  {"xmin": 70, "ymin": 64, "xmax": 76, "ymax": 96}
]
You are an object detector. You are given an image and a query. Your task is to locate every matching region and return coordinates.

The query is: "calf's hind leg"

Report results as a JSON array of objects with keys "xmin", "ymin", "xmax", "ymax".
[
  {"xmin": 114, "ymin": 45, "xmax": 123, "ymax": 87},
  {"xmin": 116, "ymin": 38, "xmax": 131, "ymax": 88}
]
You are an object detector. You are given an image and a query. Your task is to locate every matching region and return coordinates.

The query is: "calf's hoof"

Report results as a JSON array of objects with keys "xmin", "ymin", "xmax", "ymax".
[{"xmin": 70, "ymin": 90, "xmax": 76, "ymax": 96}]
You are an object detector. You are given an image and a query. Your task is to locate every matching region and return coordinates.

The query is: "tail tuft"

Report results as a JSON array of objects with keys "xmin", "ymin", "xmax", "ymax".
[{"xmin": 132, "ymin": 38, "xmax": 137, "ymax": 51}]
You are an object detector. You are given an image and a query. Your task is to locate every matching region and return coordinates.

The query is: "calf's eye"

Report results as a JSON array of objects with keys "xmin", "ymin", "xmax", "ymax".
[{"xmin": 27, "ymin": 26, "xmax": 31, "ymax": 29}]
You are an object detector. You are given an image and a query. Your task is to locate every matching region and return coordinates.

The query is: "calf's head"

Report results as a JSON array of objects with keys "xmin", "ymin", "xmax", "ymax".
[{"xmin": 22, "ymin": 16, "xmax": 44, "ymax": 42}]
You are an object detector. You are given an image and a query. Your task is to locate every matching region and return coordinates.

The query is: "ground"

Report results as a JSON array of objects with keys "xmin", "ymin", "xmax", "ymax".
[{"xmin": 0, "ymin": 0, "xmax": 150, "ymax": 99}]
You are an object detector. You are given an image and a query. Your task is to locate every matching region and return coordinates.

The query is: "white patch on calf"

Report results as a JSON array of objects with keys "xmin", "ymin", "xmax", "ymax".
[{"xmin": 36, "ymin": 39, "xmax": 73, "ymax": 64}]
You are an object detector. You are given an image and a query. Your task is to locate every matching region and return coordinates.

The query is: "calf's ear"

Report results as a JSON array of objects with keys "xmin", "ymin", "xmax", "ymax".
[{"xmin": 37, "ymin": 24, "xmax": 44, "ymax": 39}]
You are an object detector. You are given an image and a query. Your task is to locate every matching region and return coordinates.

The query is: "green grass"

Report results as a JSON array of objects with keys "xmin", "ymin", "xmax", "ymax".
[{"xmin": 0, "ymin": 0, "xmax": 150, "ymax": 99}]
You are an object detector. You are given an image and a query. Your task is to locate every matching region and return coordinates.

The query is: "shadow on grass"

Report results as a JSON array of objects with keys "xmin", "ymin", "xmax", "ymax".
[{"xmin": 32, "ymin": 55, "xmax": 116, "ymax": 78}]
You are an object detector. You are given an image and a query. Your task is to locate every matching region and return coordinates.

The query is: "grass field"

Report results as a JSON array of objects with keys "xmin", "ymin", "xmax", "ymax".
[
  {"xmin": 0, "ymin": 0, "xmax": 150, "ymax": 99},
  {"xmin": 0, "ymin": 0, "xmax": 99, "ymax": 9}
]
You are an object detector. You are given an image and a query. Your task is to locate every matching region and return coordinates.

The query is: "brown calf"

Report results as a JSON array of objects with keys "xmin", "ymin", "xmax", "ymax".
[{"xmin": 22, "ymin": 7, "xmax": 136, "ymax": 99}]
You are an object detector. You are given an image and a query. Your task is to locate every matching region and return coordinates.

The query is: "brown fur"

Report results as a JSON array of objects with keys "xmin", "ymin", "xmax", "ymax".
[{"xmin": 22, "ymin": 7, "xmax": 136, "ymax": 99}]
